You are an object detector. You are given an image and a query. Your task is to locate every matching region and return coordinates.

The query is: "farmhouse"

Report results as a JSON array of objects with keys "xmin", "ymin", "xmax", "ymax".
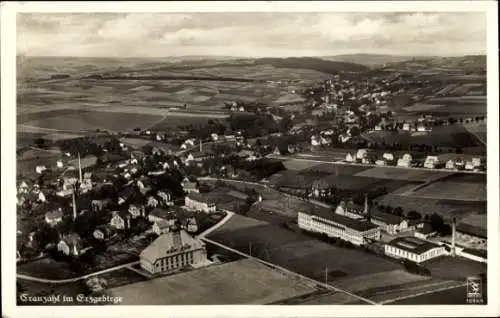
[
  {"xmin": 110, "ymin": 211, "xmax": 131, "ymax": 230},
  {"xmin": 57, "ymin": 233, "xmax": 83, "ymax": 256},
  {"xmin": 370, "ymin": 209, "xmax": 422, "ymax": 235},
  {"xmin": 298, "ymin": 209, "xmax": 380, "ymax": 246},
  {"xmin": 185, "ymin": 193, "xmax": 216, "ymax": 213},
  {"xmin": 335, "ymin": 199, "xmax": 367, "ymax": 220},
  {"xmin": 384, "ymin": 236, "xmax": 446, "ymax": 264},
  {"xmin": 345, "ymin": 153, "xmax": 355, "ymax": 162},
  {"xmin": 423, "ymin": 156, "xmax": 440, "ymax": 169},
  {"xmin": 414, "ymin": 224, "xmax": 438, "ymax": 240},
  {"xmin": 181, "ymin": 177, "xmax": 199, "ymax": 194},
  {"xmin": 140, "ymin": 229, "xmax": 208, "ymax": 275},
  {"xmin": 152, "ymin": 220, "xmax": 171, "ymax": 235},
  {"xmin": 382, "ymin": 153, "xmax": 394, "ymax": 162},
  {"xmin": 148, "ymin": 208, "xmax": 177, "ymax": 224},
  {"xmin": 445, "ymin": 160, "xmax": 456, "ymax": 170},
  {"xmin": 128, "ymin": 204, "xmax": 146, "ymax": 219}
]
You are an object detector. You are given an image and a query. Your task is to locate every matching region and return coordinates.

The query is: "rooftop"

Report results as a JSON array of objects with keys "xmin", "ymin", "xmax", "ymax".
[
  {"xmin": 302, "ymin": 208, "xmax": 378, "ymax": 232},
  {"xmin": 140, "ymin": 230, "xmax": 205, "ymax": 263},
  {"xmin": 149, "ymin": 208, "xmax": 176, "ymax": 220},
  {"xmin": 386, "ymin": 236, "xmax": 442, "ymax": 255},
  {"xmin": 186, "ymin": 193, "xmax": 215, "ymax": 205}
]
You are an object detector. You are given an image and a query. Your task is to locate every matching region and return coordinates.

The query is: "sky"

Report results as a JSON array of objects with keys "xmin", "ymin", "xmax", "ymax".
[{"xmin": 17, "ymin": 12, "xmax": 487, "ymax": 58}]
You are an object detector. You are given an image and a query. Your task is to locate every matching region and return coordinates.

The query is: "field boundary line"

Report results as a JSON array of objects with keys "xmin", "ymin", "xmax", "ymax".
[
  {"xmin": 378, "ymin": 282, "xmax": 467, "ymax": 305},
  {"xmin": 201, "ymin": 237, "xmax": 379, "ymax": 305},
  {"xmin": 16, "ymin": 261, "xmax": 140, "ymax": 284}
]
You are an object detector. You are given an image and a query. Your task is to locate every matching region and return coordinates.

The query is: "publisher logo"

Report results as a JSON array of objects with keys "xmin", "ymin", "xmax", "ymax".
[{"xmin": 466, "ymin": 276, "xmax": 484, "ymax": 304}]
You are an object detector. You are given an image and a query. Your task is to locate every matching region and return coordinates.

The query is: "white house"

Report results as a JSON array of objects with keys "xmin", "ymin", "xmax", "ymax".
[
  {"xmin": 35, "ymin": 165, "xmax": 47, "ymax": 174},
  {"xmin": 110, "ymin": 211, "xmax": 131, "ymax": 230},
  {"xmin": 385, "ymin": 236, "xmax": 446, "ymax": 263},
  {"xmin": 414, "ymin": 224, "xmax": 437, "ymax": 240},
  {"xmin": 356, "ymin": 149, "xmax": 368, "ymax": 160},
  {"xmin": 375, "ymin": 160, "xmax": 386, "ymax": 166},
  {"xmin": 402, "ymin": 123, "xmax": 411, "ymax": 131},
  {"xmin": 397, "ymin": 158, "xmax": 411, "ymax": 168},
  {"xmin": 424, "ymin": 156, "xmax": 439, "ymax": 169},
  {"xmin": 152, "ymin": 220, "xmax": 171, "ymax": 235},
  {"xmin": 472, "ymin": 158, "xmax": 482, "ymax": 167},
  {"xmin": 311, "ymin": 136, "xmax": 321, "ymax": 147},
  {"xmin": 465, "ymin": 161, "xmax": 474, "ymax": 171},
  {"xmin": 345, "ymin": 153, "xmax": 355, "ymax": 163},
  {"xmin": 185, "ymin": 193, "xmax": 216, "ymax": 213},
  {"xmin": 211, "ymin": 133, "xmax": 219, "ymax": 141},
  {"xmin": 445, "ymin": 160, "xmax": 456, "ymax": 170}
]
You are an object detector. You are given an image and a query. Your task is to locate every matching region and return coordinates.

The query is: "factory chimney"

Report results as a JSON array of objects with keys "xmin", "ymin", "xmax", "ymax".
[
  {"xmin": 72, "ymin": 188, "xmax": 77, "ymax": 221},
  {"xmin": 199, "ymin": 140, "xmax": 203, "ymax": 152},
  {"xmin": 78, "ymin": 152, "xmax": 82, "ymax": 183},
  {"xmin": 451, "ymin": 217, "xmax": 457, "ymax": 257}
]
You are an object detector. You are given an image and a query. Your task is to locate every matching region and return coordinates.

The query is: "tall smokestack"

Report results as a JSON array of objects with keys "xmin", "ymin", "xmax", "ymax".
[
  {"xmin": 199, "ymin": 140, "xmax": 202, "ymax": 152},
  {"xmin": 72, "ymin": 188, "xmax": 77, "ymax": 221},
  {"xmin": 451, "ymin": 218, "xmax": 457, "ymax": 257},
  {"xmin": 78, "ymin": 152, "xmax": 82, "ymax": 183},
  {"xmin": 363, "ymin": 194, "xmax": 369, "ymax": 216}
]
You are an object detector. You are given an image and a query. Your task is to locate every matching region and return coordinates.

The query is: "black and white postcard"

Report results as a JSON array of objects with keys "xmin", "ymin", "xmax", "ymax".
[{"xmin": 2, "ymin": 1, "xmax": 499, "ymax": 318}]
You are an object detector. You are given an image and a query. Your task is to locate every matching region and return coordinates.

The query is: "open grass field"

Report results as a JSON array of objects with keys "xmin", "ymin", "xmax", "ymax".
[
  {"xmin": 17, "ymin": 258, "xmax": 78, "ymax": 280},
  {"xmin": 366, "ymin": 124, "xmax": 483, "ymax": 148},
  {"xmin": 92, "ymin": 268, "xmax": 148, "ymax": 289},
  {"xmin": 150, "ymin": 114, "xmax": 216, "ymax": 130},
  {"xmin": 374, "ymin": 194, "xmax": 486, "ymax": 220},
  {"xmin": 109, "ymin": 259, "xmax": 319, "ymax": 305},
  {"xmin": 209, "ymin": 216, "xmax": 401, "ymax": 283},
  {"xmin": 354, "ymin": 167, "xmax": 453, "ymax": 182},
  {"xmin": 301, "ymin": 163, "xmax": 371, "ymax": 175},
  {"xmin": 424, "ymin": 256, "xmax": 487, "ymax": 280},
  {"xmin": 21, "ymin": 110, "xmax": 163, "ymax": 133},
  {"xmin": 408, "ymin": 181, "xmax": 486, "ymax": 201},
  {"xmin": 282, "ymin": 159, "xmax": 324, "ymax": 171}
]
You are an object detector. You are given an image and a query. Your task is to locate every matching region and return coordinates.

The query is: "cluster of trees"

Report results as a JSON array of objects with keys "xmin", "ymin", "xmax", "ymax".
[
  {"xmin": 228, "ymin": 113, "xmax": 281, "ymax": 138},
  {"xmin": 55, "ymin": 136, "xmax": 123, "ymax": 158},
  {"xmin": 375, "ymin": 203, "xmax": 422, "ymax": 220},
  {"xmin": 223, "ymin": 156, "xmax": 286, "ymax": 180}
]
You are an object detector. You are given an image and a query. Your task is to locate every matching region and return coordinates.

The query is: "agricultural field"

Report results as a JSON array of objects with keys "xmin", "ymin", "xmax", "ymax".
[
  {"xmin": 463, "ymin": 121, "xmax": 487, "ymax": 144},
  {"xmin": 282, "ymin": 159, "xmax": 323, "ymax": 171},
  {"xmin": 408, "ymin": 181, "xmax": 486, "ymax": 202},
  {"xmin": 424, "ymin": 256, "xmax": 487, "ymax": 281},
  {"xmin": 392, "ymin": 285, "xmax": 468, "ymax": 305},
  {"xmin": 354, "ymin": 167, "xmax": 453, "ymax": 182},
  {"xmin": 20, "ymin": 110, "xmax": 163, "ymax": 133},
  {"xmin": 209, "ymin": 216, "xmax": 401, "ymax": 283},
  {"xmin": 150, "ymin": 115, "xmax": 217, "ymax": 130},
  {"xmin": 301, "ymin": 163, "xmax": 371, "ymax": 175},
  {"xmin": 374, "ymin": 194, "xmax": 486, "ymax": 220},
  {"xmin": 366, "ymin": 124, "xmax": 484, "ymax": 148},
  {"xmin": 109, "ymin": 259, "xmax": 320, "ymax": 305}
]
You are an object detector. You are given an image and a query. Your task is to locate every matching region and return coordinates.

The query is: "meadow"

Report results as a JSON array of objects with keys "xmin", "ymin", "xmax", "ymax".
[
  {"xmin": 22, "ymin": 110, "xmax": 163, "ymax": 133},
  {"xmin": 208, "ymin": 215, "xmax": 401, "ymax": 282},
  {"xmin": 109, "ymin": 259, "xmax": 319, "ymax": 305},
  {"xmin": 354, "ymin": 167, "xmax": 453, "ymax": 182},
  {"xmin": 408, "ymin": 181, "xmax": 486, "ymax": 202},
  {"xmin": 366, "ymin": 124, "xmax": 483, "ymax": 148},
  {"xmin": 374, "ymin": 194, "xmax": 486, "ymax": 220}
]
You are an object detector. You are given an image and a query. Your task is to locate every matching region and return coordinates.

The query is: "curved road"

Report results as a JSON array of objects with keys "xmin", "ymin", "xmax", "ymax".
[
  {"xmin": 16, "ymin": 208, "xmax": 235, "ymax": 284},
  {"xmin": 17, "ymin": 261, "xmax": 140, "ymax": 284}
]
